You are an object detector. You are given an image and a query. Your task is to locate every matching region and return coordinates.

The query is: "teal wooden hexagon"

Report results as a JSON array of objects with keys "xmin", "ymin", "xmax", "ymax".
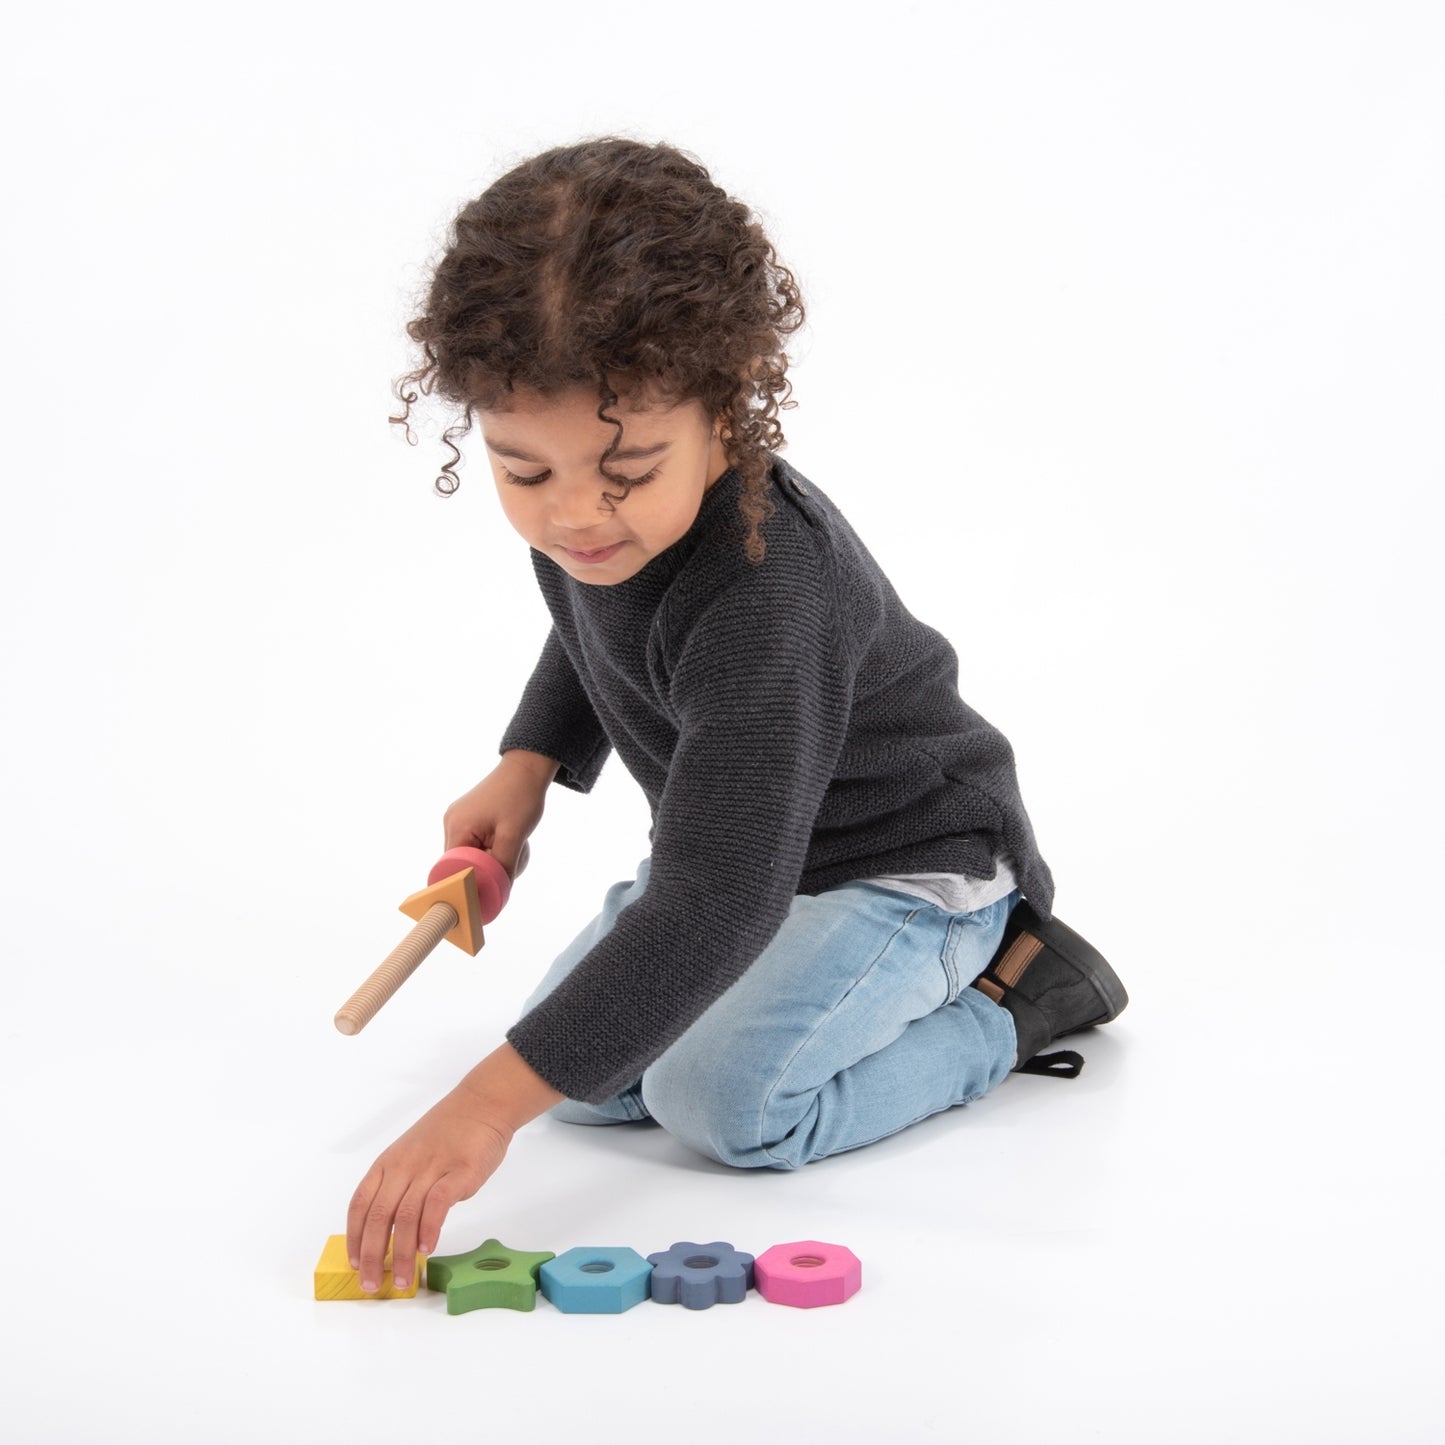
[
  {"xmin": 539, "ymin": 1247, "xmax": 653, "ymax": 1314},
  {"xmin": 425, "ymin": 1238, "xmax": 555, "ymax": 1315}
]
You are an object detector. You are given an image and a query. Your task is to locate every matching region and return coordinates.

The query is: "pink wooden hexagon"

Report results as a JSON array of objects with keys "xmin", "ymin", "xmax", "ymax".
[{"xmin": 754, "ymin": 1240, "xmax": 862, "ymax": 1309}]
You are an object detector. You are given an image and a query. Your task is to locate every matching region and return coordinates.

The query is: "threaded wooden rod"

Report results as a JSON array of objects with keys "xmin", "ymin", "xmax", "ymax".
[{"xmin": 334, "ymin": 902, "xmax": 460, "ymax": 1036}]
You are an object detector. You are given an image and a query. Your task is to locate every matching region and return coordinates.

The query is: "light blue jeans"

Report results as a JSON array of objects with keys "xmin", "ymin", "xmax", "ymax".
[{"xmin": 520, "ymin": 859, "xmax": 1020, "ymax": 1171}]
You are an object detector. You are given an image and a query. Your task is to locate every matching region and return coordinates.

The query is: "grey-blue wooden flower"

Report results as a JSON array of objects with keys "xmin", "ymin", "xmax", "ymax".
[{"xmin": 646, "ymin": 1241, "xmax": 755, "ymax": 1309}]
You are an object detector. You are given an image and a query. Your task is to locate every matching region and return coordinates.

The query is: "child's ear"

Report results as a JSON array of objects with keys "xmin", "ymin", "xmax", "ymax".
[{"xmin": 707, "ymin": 414, "xmax": 734, "ymax": 470}]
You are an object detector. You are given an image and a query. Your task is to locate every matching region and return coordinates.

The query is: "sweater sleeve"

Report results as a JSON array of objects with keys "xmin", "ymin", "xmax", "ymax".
[
  {"xmin": 506, "ymin": 538, "xmax": 855, "ymax": 1103},
  {"xmin": 498, "ymin": 627, "xmax": 611, "ymax": 793}
]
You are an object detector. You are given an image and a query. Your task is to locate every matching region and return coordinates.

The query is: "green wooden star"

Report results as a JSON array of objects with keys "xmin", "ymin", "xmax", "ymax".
[{"xmin": 425, "ymin": 1238, "xmax": 556, "ymax": 1315}]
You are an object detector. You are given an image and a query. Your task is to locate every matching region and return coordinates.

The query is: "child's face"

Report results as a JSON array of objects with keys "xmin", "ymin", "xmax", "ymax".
[{"xmin": 477, "ymin": 385, "xmax": 730, "ymax": 586}]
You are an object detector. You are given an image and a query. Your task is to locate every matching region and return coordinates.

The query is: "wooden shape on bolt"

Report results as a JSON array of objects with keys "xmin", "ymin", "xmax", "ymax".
[
  {"xmin": 397, "ymin": 868, "xmax": 485, "ymax": 956},
  {"xmin": 427, "ymin": 846, "xmax": 516, "ymax": 923}
]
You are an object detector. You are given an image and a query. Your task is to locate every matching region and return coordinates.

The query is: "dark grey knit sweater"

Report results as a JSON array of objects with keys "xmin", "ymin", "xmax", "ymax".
[{"xmin": 501, "ymin": 458, "xmax": 1053, "ymax": 1103}]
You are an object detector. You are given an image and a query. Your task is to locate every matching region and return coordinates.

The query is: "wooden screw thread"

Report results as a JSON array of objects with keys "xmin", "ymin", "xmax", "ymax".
[{"xmin": 334, "ymin": 902, "xmax": 460, "ymax": 1036}]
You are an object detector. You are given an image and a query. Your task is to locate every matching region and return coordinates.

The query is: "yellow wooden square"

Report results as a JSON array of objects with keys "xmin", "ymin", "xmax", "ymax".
[{"xmin": 313, "ymin": 1234, "xmax": 425, "ymax": 1300}]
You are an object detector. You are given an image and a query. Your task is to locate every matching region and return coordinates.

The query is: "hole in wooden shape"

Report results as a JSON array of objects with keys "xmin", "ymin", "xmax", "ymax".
[
  {"xmin": 579, "ymin": 1261, "xmax": 615, "ymax": 1274},
  {"xmin": 476, "ymin": 1258, "xmax": 510, "ymax": 1271},
  {"xmin": 790, "ymin": 1255, "xmax": 826, "ymax": 1268},
  {"xmin": 683, "ymin": 1255, "xmax": 720, "ymax": 1269}
]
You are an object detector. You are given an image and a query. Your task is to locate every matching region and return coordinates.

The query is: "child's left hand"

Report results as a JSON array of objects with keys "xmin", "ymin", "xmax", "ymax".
[{"xmin": 345, "ymin": 1042, "xmax": 562, "ymax": 1293}]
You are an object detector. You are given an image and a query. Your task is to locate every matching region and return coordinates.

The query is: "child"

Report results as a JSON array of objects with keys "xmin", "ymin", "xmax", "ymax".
[{"xmin": 346, "ymin": 138, "xmax": 1127, "ymax": 1294}]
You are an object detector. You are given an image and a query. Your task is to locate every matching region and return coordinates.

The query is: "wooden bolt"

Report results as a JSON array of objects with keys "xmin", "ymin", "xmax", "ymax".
[
  {"xmin": 332, "ymin": 845, "xmax": 527, "ymax": 1037},
  {"xmin": 333, "ymin": 894, "xmax": 466, "ymax": 1036}
]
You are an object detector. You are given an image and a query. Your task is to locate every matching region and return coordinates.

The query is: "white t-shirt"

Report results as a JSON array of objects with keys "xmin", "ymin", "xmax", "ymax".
[{"xmin": 864, "ymin": 854, "xmax": 1018, "ymax": 915}]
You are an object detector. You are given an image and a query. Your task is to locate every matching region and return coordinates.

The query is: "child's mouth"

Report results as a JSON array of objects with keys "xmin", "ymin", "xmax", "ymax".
[{"xmin": 562, "ymin": 542, "xmax": 625, "ymax": 565}]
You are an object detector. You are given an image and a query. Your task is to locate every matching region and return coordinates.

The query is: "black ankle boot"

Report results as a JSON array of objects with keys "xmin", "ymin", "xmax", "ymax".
[{"xmin": 973, "ymin": 901, "xmax": 1128, "ymax": 1078}]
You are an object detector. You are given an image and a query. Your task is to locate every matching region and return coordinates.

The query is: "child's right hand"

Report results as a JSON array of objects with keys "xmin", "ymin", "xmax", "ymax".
[
  {"xmin": 347, "ymin": 1042, "xmax": 564, "ymax": 1293},
  {"xmin": 442, "ymin": 749, "xmax": 559, "ymax": 877}
]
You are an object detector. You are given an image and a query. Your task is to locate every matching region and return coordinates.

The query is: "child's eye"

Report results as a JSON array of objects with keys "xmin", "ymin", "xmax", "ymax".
[{"xmin": 500, "ymin": 465, "xmax": 661, "ymax": 488}]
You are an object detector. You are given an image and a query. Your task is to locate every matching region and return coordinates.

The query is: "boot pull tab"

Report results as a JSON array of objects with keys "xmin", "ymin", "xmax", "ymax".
[{"xmin": 1016, "ymin": 1049, "xmax": 1085, "ymax": 1078}]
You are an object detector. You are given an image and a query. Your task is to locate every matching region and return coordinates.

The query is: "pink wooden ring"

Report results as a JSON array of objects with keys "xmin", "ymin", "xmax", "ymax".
[
  {"xmin": 429, "ymin": 847, "xmax": 511, "ymax": 923},
  {"xmin": 754, "ymin": 1240, "xmax": 862, "ymax": 1308}
]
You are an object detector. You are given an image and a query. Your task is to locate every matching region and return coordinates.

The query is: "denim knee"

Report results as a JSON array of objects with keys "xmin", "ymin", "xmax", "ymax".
[{"xmin": 641, "ymin": 1047, "xmax": 785, "ymax": 1170}]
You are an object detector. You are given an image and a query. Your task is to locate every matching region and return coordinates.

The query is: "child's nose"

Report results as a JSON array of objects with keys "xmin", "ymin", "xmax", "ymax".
[{"xmin": 550, "ymin": 475, "xmax": 612, "ymax": 530}]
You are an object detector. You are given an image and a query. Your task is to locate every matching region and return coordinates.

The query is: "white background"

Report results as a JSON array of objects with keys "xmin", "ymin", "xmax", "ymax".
[{"xmin": 3, "ymin": 2, "xmax": 1441, "ymax": 1441}]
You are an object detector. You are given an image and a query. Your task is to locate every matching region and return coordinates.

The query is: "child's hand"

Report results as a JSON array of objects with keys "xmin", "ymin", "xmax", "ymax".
[
  {"xmin": 346, "ymin": 1088, "xmax": 510, "ymax": 1293},
  {"xmin": 345, "ymin": 1042, "xmax": 564, "ymax": 1293},
  {"xmin": 442, "ymin": 749, "xmax": 558, "ymax": 877}
]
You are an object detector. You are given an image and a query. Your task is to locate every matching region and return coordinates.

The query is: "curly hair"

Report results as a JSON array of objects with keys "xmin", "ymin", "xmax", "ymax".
[{"xmin": 389, "ymin": 138, "xmax": 805, "ymax": 561}]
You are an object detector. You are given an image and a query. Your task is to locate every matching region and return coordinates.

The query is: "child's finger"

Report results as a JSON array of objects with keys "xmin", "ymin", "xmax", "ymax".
[
  {"xmin": 488, "ymin": 832, "xmax": 524, "ymax": 875},
  {"xmin": 443, "ymin": 822, "xmax": 492, "ymax": 852},
  {"xmin": 345, "ymin": 1165, "xmax": 383, "ymax": 1268},
  {"xmin": 417, "ymin": 1173, "xmax": 468, "ymax": 1257},
  {"xmin": 388, "ymin": 1184, "xmax": 431, "ymax": 1292},
  {"xmin": 355, "ymin": 1173, "xmax": 406, "ymax": 1294}
]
